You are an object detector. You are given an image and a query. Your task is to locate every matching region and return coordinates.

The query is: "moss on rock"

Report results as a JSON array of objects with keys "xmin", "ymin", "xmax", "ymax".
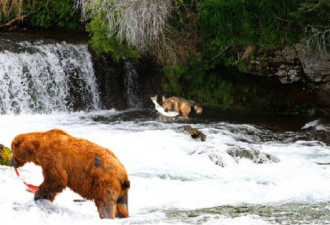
[{"xmin": 0, "ymin": 144, "xmax": 12, "ymax": 166}]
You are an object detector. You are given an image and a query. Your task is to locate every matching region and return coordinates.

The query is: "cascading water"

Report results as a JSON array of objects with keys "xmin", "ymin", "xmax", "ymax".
[
  {"xmin": 124, "ymin": 60, "xmax": 142, "ymax": 108},
  {"xmin": 0, "ymin": 39, "xmax": 100, "ymax": 114}
]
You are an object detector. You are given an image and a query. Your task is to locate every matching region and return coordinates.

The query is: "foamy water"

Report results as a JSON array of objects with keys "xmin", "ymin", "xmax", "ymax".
[{"xmin": 0, "ymin": 110, "xmax": 330, "ymax": 224}]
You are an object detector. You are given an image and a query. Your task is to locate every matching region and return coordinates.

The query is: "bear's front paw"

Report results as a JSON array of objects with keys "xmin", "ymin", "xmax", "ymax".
[{"xmin": 34, "ymin": 190, "xmax": 54, "ymax": 201}]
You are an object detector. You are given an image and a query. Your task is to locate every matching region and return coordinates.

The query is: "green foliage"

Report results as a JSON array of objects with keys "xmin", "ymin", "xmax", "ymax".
[
  {"xmin": 308, "ymin": 108, "xmax": 316, "ymax": 117},
  {"xmin": 198, "ymin": 0, "xmax": 300, "ymax": 65},
  {"xmin": 160, "ymin": 0, "xmax": 330, "ymax": 113},
  {"xmin": 162, "ymin": 55, "xmax": 236, "ymax": 110},
  {"xmin": 24, "ymin": 0, "xmax": 80, "ymax": 29},
  {"xmin": 162, "ymin": 66, "xmax": 185, "ymax": 96},
  {"xmin": 307, "ymin": 82, "xmax": 319, "ymax": 90},
  {"xmin": 293, "ymin": 0, "xmax": 330, "ymax": 26},
  {"xmin": 293, "ymin": 0, "xmax": 330, "ymax": 53},
  {"xmin": 86, "ymin": 15, "xmax": 140, "ymax": 61}
]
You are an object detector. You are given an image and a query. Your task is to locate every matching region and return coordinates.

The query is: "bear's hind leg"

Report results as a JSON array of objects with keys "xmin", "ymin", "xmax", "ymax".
[{"xmin": 116, "ymin": 192, "xmax": 129, "ymax": 218}]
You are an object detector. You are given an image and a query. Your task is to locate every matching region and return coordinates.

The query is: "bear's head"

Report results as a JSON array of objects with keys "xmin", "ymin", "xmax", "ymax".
[{"xmin": 10, "ymin": 134, "xmax": 39, "ymax": 168}]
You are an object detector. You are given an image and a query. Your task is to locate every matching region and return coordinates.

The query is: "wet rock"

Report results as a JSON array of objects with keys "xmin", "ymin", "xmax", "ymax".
[
  {"xmin": 295, "ymin": 44, "xmax": 330, "ymax": 83},
  {"xmin": 244, "ymin": 45, "xmax": 304, "ymax": 84},
  {"xmin": 243, "ymin": 44, "xmax": 330, "ymax": 85},
  {"xmin": 208, "ymin": 153, "xmax": 225, "ymax": 167},
  {"xmin": 178, "ymin": 125, "xmax": 206, "ymax": 141},
  {"xmin": 271, "ymin": 45, "xmax": 304, "ymax": 84},
  {"xmin": 0, "ymin": 144, "xmax": 12, "ymax": 166},
  {"xmin": 190, "ymin": 149, "xmax": 225, "ymax": 167},
  {"xmin": 238, "ymin": 44, "xmax": 330, "ymax": 109},
  {"xmin": 227, "ymin": 147, "xmax": 280, "ymax": 164},
  {"xmin": 318, "ymin": 82, "xmax": 330, "ymax": 106}
]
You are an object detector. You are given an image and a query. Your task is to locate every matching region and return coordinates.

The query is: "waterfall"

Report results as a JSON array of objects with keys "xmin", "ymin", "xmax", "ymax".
[
  {"xmin": 0, "ymin": 39, "xmax": 100, "ymax": 114},
  {"xmin": 124, "ymin": 60, "xmax": 142, "ymax": 108}
]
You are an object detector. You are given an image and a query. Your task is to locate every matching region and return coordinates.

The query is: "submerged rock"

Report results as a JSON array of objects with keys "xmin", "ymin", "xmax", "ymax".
[
  {"xmin": 0, "ymin": 144, "xmax": 12, "ymax": 166},
  {"xmin": 190, "ymin": 149, "xmax": 225, "ymax": 167},
  {"xmin": 191, "ymin": 146, "xmax": 279, "ymax": 168},
  {"xmin": 178, "ymin": 125, "xmax": 206, "ymax": 141},
  {"xmin": 227, "ymin": 147, "xmax": 280, "ymax": 164},
  {"xmin": 208, "ymin": 153, "xmax": 225, "ymax": 167}
]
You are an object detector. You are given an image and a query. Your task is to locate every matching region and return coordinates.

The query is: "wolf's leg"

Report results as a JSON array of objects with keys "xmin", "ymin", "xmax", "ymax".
[
  {"xmin": 182, "ymin": 113, "xmax": 190, "ymax": 120},
  {"xmin": 181, "ymin": 104, "xmax": 191, "ymax": 120}
]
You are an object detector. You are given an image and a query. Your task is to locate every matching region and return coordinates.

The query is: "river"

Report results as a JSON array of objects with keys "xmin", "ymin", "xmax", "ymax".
[
  {"xmin": 0, "ymin": 110, "xmax": 330, "ymax": 225},
  {"xmin": 0, "ymin": 35, "xmax": 330, "ymax": 224}
]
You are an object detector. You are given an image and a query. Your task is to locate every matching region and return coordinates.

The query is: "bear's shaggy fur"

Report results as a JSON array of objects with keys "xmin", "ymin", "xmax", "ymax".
[{"xmin": 10, "ymin": 129, "xmax": 130, "ymax": 219}]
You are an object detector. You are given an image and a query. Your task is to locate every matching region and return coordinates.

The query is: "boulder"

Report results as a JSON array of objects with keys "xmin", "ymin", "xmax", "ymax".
[
  {"xmin": 0, "ymin": 144, "xmax": 12, "ymax": 166},
  {"xmin": 239, "ymin": 44, "xmax": 330, "ymax": 109},
  {"xmin": 208, "ymin": 153, "xmax": 225, "ymax": 167},
  {"xmin": 178, "ymin": 125, "xmax": 206, "ymax": 141},
  {"xmin": 227, "ymin": 147, "xmax": 280, "ymax": 164},
  {"xmin": 295, "ymin": 44, "xmax": 330, "ymax": 83}
]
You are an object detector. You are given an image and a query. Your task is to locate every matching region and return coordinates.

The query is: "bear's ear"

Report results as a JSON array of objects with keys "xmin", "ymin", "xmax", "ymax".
[{"xmin": 11, "ymin": 137, "xmax": 22, "ymax": 151}]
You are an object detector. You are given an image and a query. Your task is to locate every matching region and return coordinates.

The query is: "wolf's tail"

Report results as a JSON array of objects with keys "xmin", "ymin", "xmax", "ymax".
[{"xmin": 188, "ymin": 100, "xmax": 202, "ymax": 114}]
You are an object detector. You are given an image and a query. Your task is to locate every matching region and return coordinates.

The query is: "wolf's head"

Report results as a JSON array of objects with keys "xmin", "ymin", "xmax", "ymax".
[{"xmin": 162, "ymin": 101, "xmax": 173, "ymax": 111}]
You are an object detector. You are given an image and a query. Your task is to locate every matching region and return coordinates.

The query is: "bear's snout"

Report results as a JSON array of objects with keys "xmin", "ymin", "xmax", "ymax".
[{"xmin": 10, "ymin": 157, "xmax": 18, "ymax": 168}]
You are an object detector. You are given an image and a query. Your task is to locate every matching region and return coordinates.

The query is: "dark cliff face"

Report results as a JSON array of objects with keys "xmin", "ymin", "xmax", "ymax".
[
  {"xmin": 237, "ymin": 44, "xmax": 330, "ymax": 110},
  {"xmin": 91, "ymin": 53, "xmax": 162, "ymax": 110},
  {"xmin": 91, "ymin": 53, "xmax": 127, "ymax": 110}
]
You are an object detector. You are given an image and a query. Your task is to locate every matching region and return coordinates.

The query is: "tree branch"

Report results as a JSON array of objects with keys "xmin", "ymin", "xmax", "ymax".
[{"xmin": 208, "ymin": 42, "xmax": 233, "ymax": 62}]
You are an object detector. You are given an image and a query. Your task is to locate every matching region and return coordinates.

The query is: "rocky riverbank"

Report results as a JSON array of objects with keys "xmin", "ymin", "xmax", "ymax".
[{"xmin": 238, "ymin": 44, "xmax": 330, "ymax": 112}]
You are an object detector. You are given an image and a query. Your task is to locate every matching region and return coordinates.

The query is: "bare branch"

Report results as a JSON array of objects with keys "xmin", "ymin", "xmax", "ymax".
[
  {"xmin": 209, "ymin": 42, "xmax": 233, "ymax": 62},
  {"xmin": 75, "ymin": 0, "xmax": 173, "ymax": 53},
  {"xmin": 303, "ymin": 24, "xmax": 330, "ymax": 56}
]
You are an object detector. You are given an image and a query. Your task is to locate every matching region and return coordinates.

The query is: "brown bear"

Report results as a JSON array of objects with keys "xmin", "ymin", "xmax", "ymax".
[{"xmin": 10, "ymin": 129, "xmax": 130, "ymax": 219}]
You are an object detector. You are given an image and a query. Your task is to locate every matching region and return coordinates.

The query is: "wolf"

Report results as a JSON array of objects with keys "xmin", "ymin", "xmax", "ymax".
[{"xmin": 162, "ymin": 95, "xmax": 202, "ymax": 120}]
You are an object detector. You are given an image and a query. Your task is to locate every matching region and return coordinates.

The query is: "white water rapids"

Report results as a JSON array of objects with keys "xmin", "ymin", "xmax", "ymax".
[{"xmin": 0, "ymin": 111, "xmax": 330, "ymax": 225}]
